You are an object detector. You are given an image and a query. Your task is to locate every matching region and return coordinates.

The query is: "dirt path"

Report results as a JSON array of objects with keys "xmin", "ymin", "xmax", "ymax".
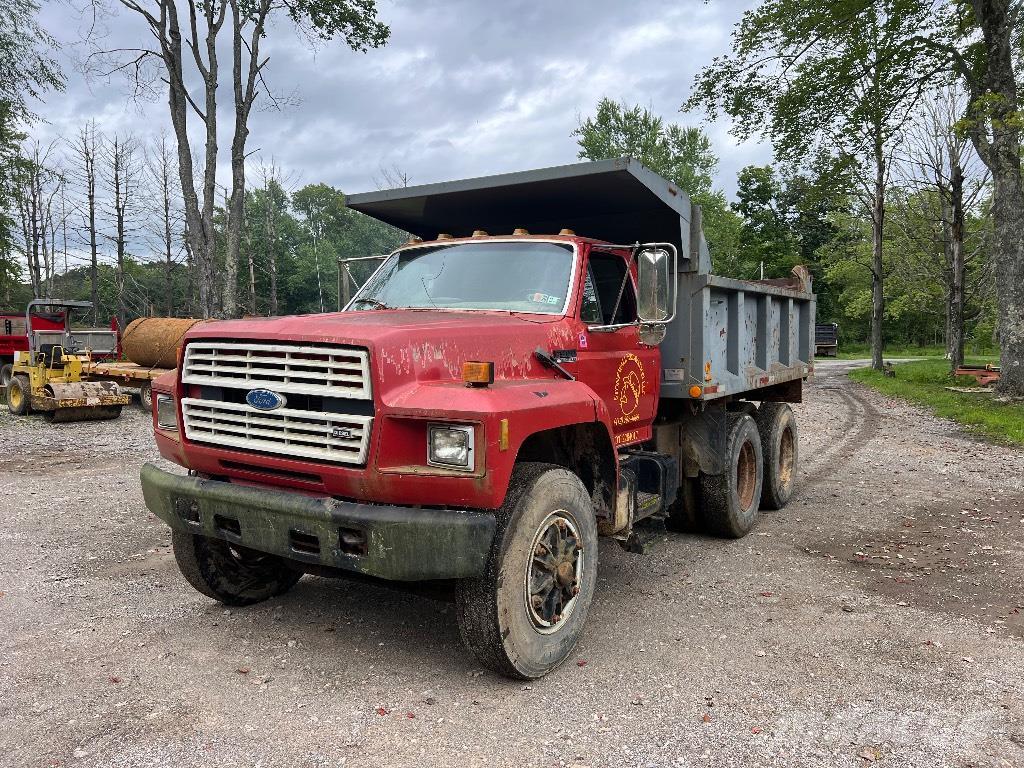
[{"xmin": 1, "ymin": 365, "xmax": 1022, "ymax": 768}]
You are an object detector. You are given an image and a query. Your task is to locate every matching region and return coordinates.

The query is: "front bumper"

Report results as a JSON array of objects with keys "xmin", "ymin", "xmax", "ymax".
[{"xmin": 140, "ymin": 463, "xmax": 496, "ymax": 581}]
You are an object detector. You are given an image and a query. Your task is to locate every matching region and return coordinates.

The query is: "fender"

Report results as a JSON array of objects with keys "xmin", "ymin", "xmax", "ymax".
[{"xmin": 378, "ymin": 377, "xmax": 617, "ymax": 509}]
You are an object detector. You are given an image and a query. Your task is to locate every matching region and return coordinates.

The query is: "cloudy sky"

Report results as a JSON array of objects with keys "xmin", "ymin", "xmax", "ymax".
[{"xmin": 36, "ymin": 0, "xmax": 768, "ymax": 200}]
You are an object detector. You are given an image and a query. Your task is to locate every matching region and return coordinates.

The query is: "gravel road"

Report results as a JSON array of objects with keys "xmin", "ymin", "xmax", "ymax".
[{"xmin": 2, "ymin": 362, "xmax": 1023, "ymax": 768}]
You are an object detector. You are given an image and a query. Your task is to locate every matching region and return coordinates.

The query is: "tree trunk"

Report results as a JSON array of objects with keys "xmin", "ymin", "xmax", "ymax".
[
  {"xmin": 870, "ymin": 151, "xmax": 885, "ymax": 371},
  {"xmin": 160, "ymin": 0, "xmax": 221, "ymax": 320},
  {"xmin": 164, "ymin": 176, "xmax": 174, "ymax": 317},
  {"xmin": 964, "ymin": 0, "xmax": 1024, "ymax": 396},
  {"xmin": 948, "ymin": 158, "xmax": 966, "ymax": 373},
  {"xmin": 265, "ymin": 185, "xmax": 278, "ymax": 315},
  {"xmin": 112, "ymin": 138, "xmax": 127, "ymax": 332}
]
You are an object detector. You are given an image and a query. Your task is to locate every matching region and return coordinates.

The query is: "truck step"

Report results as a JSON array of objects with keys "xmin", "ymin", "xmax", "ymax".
[
  {"xmin": 619, "ymin": 451, "xmax": 679, "ymax": 523},
  {"xmin": 618, "ymin": 518, "xmax": 667, "ymax": 555}
]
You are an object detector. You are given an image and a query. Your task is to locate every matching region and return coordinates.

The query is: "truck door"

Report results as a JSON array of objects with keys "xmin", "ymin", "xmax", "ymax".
[{"xmin": 569, "ymin": 248, "xmax": 659, "ymax": 447}]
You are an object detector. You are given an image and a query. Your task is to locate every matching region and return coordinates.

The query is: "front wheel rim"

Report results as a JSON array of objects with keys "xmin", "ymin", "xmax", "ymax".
[
  {"xmin": 9, "ymin": 384, "xmax": 23, "ymax": 409},
  {"xmin": 524, "ymin": 511, "xmax": 584, "ymax": 634}
]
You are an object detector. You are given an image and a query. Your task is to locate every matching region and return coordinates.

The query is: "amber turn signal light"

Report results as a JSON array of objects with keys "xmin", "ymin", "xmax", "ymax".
[
  {"xmin": 689, "ymin": 385, "xmax": 703, "ymax": 398},
  {"xmin": 463, "ymin": 361, "xmax": 494, "ymax": 387}
]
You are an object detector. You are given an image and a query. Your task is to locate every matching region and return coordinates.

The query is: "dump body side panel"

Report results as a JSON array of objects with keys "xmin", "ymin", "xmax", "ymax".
[{"xmin": 660, "ymin": 273, "xmax": 815, "ymax": 400}]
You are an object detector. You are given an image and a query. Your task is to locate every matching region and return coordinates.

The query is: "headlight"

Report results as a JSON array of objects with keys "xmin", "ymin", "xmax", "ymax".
[
  {"xmin": 428, "ymin": 424, "xmax": 474, "ymax": 469},
  {"xmin": 156, "ymin": 394, "xmax": 178, "ymax": 431}
]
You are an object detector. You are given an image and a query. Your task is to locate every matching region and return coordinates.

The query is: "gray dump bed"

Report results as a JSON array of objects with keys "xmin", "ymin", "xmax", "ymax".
[{"xmin": 348, "ymin": 157, "xmax": 815, "ymax": 401}]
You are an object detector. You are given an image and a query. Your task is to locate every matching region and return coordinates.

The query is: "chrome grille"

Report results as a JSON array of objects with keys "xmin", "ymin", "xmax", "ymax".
[
  {"xmin": 182, "ymin": 341, "xmax": 371, "ymax": 399},
  {"xmin": 181, "ymin": 398, "xmax": 373, "ymax": 464}
]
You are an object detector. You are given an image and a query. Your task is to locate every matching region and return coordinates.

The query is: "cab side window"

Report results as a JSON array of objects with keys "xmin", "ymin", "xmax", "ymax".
[{"xmin": 581, "ymin": 251, "xmax": 637, "ymax": 326}]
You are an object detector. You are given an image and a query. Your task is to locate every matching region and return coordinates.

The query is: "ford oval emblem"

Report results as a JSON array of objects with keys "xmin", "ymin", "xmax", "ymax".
[{"xmin": 246, "ymin": 389, "xmax": 286, "ymax": 411}]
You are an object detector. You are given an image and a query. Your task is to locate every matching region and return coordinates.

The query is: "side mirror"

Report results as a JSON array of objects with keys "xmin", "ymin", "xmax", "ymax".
[{"xmin": 637, "ymin": 247, "xmax": 672, "ymax": 323}]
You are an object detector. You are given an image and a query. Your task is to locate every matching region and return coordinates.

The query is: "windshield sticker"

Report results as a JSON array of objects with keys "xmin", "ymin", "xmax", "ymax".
[
  {"xmin": 578, "ymin": 332, "xmax": 588, "ymax": 349},
  {"xmin": 529, "ymin": 293, "xmax": 562, "ymax": 305},
  {"xmin": 612, "ymin": 353, "xmax": 646, "ymax": 426}
]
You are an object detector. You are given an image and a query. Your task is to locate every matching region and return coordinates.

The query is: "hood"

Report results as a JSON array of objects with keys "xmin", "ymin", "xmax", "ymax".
[{"xmin": 185, "ymin": 309, "xmax": 580, "ymax": 384}]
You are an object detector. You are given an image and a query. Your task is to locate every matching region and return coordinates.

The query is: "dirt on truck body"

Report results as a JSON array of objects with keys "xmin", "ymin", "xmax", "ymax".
[{"xmin": 141, "ymin": 157, "xmax": 815, "ymax": 678}]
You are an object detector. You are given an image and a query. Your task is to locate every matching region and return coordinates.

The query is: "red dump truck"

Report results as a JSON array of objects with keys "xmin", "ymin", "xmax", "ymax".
[{"xmin": 141, "ymin": 159, "xmax": 815, "ymax": 678}]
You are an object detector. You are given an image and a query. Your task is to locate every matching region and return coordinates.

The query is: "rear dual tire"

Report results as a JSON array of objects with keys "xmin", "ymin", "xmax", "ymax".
[
  {"xmin": 754, "ymin": 403, "xmax": 797, "ymax": 510},
  {"xmin": 700, "ymin": 413, "xmax": 764, "ymax": 538}
]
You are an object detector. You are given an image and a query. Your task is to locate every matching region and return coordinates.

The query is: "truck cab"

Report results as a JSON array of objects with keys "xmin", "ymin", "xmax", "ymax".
[{"xmin": 141, "ymin": 158, "xmax": 814, "ymax": 679}]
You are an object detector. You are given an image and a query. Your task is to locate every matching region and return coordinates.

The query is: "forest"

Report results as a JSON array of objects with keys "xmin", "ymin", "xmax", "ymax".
[{"xmin": 1, "ymin": 0, "xmax": 1021, "ymax": 393}]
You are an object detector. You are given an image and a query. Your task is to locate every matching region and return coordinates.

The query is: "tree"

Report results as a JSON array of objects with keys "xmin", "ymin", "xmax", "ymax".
[
  {"xmin": 145, "ymin": 132, "xmax": 184, "ymax": 316},
  {"xmin": 292, "ymin": 183, "xmax": 347, "ymax": 313},
  {"xmin": 896, "ymin": 87, "xmax": 991, "ymax": 371},
  {"xmin": 573, "ymin": 98, "xmax": 742, "ymax": 271},
  {"xmin": 102, "ymin": 135, "xmax": 141, "ymax": 330},
  {"xmin": 96, "ymin": 0, "xmax": 389, "ymax": 319},
  {"xmin": 250, "ymin": 160, "xmax": 296, "ymax": 315},
  {"xmin": 68, "ymin": 121, "xmax": 104, "ymax": 323},
  {"xmin": 14, "ymin": 140, "xmax": 63, "ymax": 298},
  {"xmin": 0, "ymin": 0, "xmax": 63, "ymax": 289},
  {"xmin": 915, "ymin": 0, "xmax": 1024, "ymax": 395},
  {"xmin": 688, "ymin": 1, "xmax": 941, "ymax": 370}
]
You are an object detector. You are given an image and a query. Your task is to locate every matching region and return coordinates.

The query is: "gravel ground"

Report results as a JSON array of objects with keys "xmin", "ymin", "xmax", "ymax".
[{"xmin": 1, "ymin": 361, "xmax": 1023, "ymax": 768}]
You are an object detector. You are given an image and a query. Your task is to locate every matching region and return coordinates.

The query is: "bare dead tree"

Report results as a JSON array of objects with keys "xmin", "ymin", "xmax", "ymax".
[
  {"xmin": 102, "ymin": 135, "xmax": 142, "ymax": 330},
  {"xmin": 68, "ymin": 121, "xmax": 104, "ymax": 324},
  {"xmin": 14, "ymin": 140, "xmax": 63, "ymax": 298},
  {"xmin": 373, "ymin": 163, "xmax": 411, "ymax": 190},
  {"xmin": 896, "ymin": 86, "xmax": 991, "ymax": 371},
  {"xmin": 145, "ymin": 131, "xmax": 185, "ymax": 315},
  {"xmin": 90, "ymin": 0, "xmax": 388, "ymax": 320}
]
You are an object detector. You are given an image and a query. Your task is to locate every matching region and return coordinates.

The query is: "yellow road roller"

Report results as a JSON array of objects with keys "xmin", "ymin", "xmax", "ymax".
[{"xmin": 6, "ymin": 300, "xmax": 130, "ymax": 423}]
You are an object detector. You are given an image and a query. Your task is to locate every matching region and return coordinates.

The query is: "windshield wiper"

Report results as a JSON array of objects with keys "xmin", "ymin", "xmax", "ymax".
[{"xmin": 352, "ymin": 297, "xmax": 392, "ymax": 310}]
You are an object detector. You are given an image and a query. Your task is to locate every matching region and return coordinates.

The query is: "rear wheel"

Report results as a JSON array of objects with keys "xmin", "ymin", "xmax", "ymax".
[
  {"xmin": 136, "ymin": 382, "xmax": 154, "ymax": 413},
  {"xmin": 754, "ymin": 403, "xmax": 798, "ymax": 510},
  {"xmin": 455, "ymin": 463, "xmax": 598, "ymax": 679},
  {"xmin": 700, "ymin": 413, "xmax": 763, "ymax": 538},
  {"xmin": 7, "ymin": 374, "xmax": 30, "ymax": 416},
  {"xmin": 0, "ymin": 363, "xmax": 12, "ymax": 388},
  {"xmin": 171, "ymin": 531, "xmax": 302, "ymax": 606}
]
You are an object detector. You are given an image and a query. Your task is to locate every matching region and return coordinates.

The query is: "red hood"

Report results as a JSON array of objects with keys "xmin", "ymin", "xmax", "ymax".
[{"xmin": 185, "ymin": 309, "xmax": 580, "ymax": 384}]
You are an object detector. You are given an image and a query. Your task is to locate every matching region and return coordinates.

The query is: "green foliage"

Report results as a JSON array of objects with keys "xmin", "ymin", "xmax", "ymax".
[
  {"xmin": 241, "ymin": 182, "xmax": 405, "ymax": 315},
  {"xmin": 1, "ymin": 0, "xmax": 62, "ymax": 288},
  {"xmin": 850, "ymin": 358, "xmax": 1024, "ymax": 445},
  {"xmin": 0, "ymin": 0, "xmax": 64, "ymax": 123},
  {"xmin": 573, "ymin": 98, "xmax": 744, "ymax": 273},
  {"xmin": 688, "ymin": 1, "xmax": 939, "ymax": 163},
  {"xmin": 281, "ymin": 0, "xmax": 389, "ymax": 49}
]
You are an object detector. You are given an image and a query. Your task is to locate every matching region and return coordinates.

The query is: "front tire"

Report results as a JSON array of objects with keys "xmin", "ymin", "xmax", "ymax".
[
  {"xmin": 700, "ymin": 413, "xmax": 764, "ymax": 538},
  {"xmin": 754, "ymin": 403, "xmax": 798, "ymax": 510},
  {"xmin": 7, "ymin": 374, "xmax": 30, "ymax": 416},
  {"xmin": 455, "ymin": 463, "xmax": 598, "ymax": 679},
  {"xmin": 171, "ymin": 531, "xmax": 302, "ymax": 606}
]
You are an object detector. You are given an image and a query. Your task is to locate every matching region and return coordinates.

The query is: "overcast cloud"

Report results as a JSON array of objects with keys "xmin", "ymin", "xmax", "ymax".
[{"xmin": 36, "ymin": 0, "xmax": 768, "ymax": 200}]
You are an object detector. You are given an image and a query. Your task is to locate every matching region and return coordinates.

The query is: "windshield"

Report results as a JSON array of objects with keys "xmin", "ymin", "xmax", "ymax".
[{"xmin": 349, "ymin": 241, "xmax": 575, "ymax": 313}]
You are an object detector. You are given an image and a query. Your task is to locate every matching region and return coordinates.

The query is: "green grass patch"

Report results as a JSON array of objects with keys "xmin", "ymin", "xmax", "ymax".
[
  {"xmin": 848, "ymin": 357, "xmax": 1024, "ymax": 445},
  {"xmin": 836, "ymin": 344, "xmax": 949, "ymax": 359}
]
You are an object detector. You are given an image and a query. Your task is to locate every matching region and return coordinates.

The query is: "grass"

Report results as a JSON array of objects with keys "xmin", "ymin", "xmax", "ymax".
[
  {"xmin": 848, "ymin": 357, "xmax": 1024, "ymax": 446},
  {"xmin": 833, "ymin": 343, "xmax": 997, "ymax": 360}
]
